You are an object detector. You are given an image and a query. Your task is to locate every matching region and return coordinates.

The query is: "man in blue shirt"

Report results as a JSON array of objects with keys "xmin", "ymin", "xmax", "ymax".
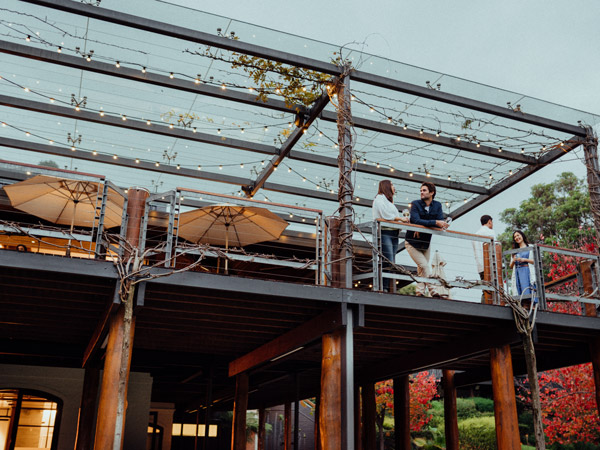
[{"xmin": 405, "ymin": 182, "xmax": 448, "ymax": 296}]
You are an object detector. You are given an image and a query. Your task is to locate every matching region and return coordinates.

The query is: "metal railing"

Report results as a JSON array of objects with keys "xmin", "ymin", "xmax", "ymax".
[
  {"xmin": 355, "ymin": 219, "xmax": 499, "ymax": 301},
  {"xmin": 0, "ymin": 160, "xmax": 126, "ymax": 259},
  {"xmin": 503, "ymin": 244, "xmax": 600, "ymax": 312},
  {"xmin": 141, "ymin": 188, "xmax": 326, "ymax": 285}
]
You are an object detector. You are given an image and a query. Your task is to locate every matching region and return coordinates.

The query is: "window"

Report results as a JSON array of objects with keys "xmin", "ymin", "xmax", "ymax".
[{"xmin": 0, "ymin": 389, "xmax": 61, "ymax": 450}]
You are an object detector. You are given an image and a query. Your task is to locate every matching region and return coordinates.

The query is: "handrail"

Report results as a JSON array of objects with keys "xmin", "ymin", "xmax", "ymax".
[{"xmin": 375, "ymin": 219, "xmax": 495, "ymax": 243}]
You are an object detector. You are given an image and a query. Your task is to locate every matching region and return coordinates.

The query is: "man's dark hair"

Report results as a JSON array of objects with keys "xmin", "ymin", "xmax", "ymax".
[
  {"xmin": 421, "ymin": 182, "xmax": 436, "ymax": 200},
  {"xmin": 480, "ymin": 215, "xmax": 493, "ymax": 226}
]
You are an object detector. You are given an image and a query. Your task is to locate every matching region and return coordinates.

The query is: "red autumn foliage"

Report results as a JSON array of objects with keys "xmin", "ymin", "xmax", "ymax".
[
  {"xmin": 518, "ymin": 235, "xmax": 600, "ymax": 444},
  {"xmin": 375, "ymin": 371, "xmax": 439, "ymax": 433},
  {"xmin": 545, "ymin": 234, "xmax": 597, "ymax": 315},
  {"xmin": 519, "ymin": 364, "xmax": 600, "ymax": 445}
]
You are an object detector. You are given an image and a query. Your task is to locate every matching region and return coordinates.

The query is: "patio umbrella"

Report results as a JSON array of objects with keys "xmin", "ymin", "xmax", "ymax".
[
  {"xmin": 4, "ymin": 174, "xmax": 124, "ymax": 252},
  {"xmin": 177, "ymin": 204, "xmax": 289, "ymax": 273},
  {"xmin": 430, "ymin": 250, "xmax": 451, "ymax": 299}
]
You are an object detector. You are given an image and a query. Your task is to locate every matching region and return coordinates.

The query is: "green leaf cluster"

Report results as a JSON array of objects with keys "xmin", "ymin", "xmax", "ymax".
[{"xmin": 498, "ymin": 172, "xmax": 593, "ymax": 248}]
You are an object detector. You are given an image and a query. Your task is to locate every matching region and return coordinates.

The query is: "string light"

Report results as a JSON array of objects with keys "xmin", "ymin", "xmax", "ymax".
[
  {"xmin": 99, "ymin": 111, "xmax": 105, "ymax": 117},
  {"xmin": 197, "ymin": 165, "xmax": 202, "ymax": 170},
  {"xmin": 147, "ymin": 120, "xmax": 151, "ymax": 125},
  {"xmin": 135, "ymin": 158, "xmax": 140, "ymax": 163},
  {"xmin": 57, "ymin": 46, "xmax": 62, "ymax": 53},
  {"xmin": 115, "ymin": 61, "xmax": 120, "ymax": 68},
  {"xmin": 176, "ymin": 164, "xmax": 181, "ymax": 170},
  {"xmin": 169, "ymin": 72, "xmax": 174, "ymax": 79},
  {"xmin": 92, "ymin": 150, "xmax": 97, "ymax": 155},
  {"xmin": 141, "ymin": 67, "xmax": 146, "ymax": 73},
  {"xmin": 192, "ymin": 127, "xmax": 197, "ymax": 133},
  {"xmin": 113, "ymin": 155, "xmax": 118, "ymax": 159},
  {"xmin": 26, "ymin": 35, "xmax": 31, "ymax": 42}
]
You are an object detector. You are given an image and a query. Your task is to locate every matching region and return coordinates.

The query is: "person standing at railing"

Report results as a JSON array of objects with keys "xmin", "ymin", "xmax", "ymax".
[
  {"xmin": 510, "ymin": 230, "xmax": 537, "ymax": 303},
  {"xmin": 405, "ymin": 182, "xmax": 448, "ymax": 297},
  {"xmin": 372, "ymin": 180, "xmax": 407, "ymax": 292},
  {"xmin": 472, "ymin": 215, "xmax": 496, "ymax": 279}
]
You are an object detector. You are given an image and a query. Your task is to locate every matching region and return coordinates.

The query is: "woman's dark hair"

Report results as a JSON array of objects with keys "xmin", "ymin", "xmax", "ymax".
[
  {"xmin": 421, "ymin": 182, "xmax": 436, "ymax": 199},
  {"xmin": 378, "ymin": 180, "xmax": 394, "ymax": 203},
  {"xmin": 512, "ymin": 230, "xmax": 529, "ymax": 249}
]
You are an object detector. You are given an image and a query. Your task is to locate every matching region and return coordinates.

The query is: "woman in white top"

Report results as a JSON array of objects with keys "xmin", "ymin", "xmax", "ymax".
[{"xmin": 373, "ymin": 180, "xmax": 403, "ymax": 291}]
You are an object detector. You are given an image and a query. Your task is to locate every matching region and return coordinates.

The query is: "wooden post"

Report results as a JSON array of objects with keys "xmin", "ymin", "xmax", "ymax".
[
  {"xmin": 580, "ymin": 260, "xmax": 597, "ymax": 317},
  {"xmin": 442, "ymin": 370, "xmax": 459, "ymax": 450},
  {"xmin": 94, "ymin": 188, "xmax": 148, "ymax": 450},
  {"xmin": 75, "ymin": 367, "xmax": 99, "ymax": 450},
  {"xmin": 393, "ymin": 376, "xmax": 411, "ymax": 450},
  {"xmin": 231, "ymin": 373, "xmax": 249, "ymax": 450},
  {"xmin": 354, "ymin": 385, "xmax": 362, "ymax": 450},
  {"xmin": 336, "ymin": 65, "xmax": 354, "ymax": 290},
  {"xmin": 489, "ymin": 345, "xmax": 520, "ymax": 450},
  {"xmin": 482, "ymin": 242, "xmax": 502, "ymax": 305},
  {"xmin": 284, "ymin": 402, "xmax": 292, "ymax": 450},
  {"xmin": 320, "ymin": 331, "xmax": 342, "ymax": 450},
  {"xmin": 258, "ymin": 408, "xmax": 266, "ymax": 450},
  {"xmin": 361, "ymin": 383, "xmax": 376, "ymax": 450}
]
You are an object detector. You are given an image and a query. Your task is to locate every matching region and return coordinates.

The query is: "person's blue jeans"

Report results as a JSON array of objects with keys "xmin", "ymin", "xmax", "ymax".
[{"xmin": 381, "ymin": 229, "xmax": 399, "ymax": 291}]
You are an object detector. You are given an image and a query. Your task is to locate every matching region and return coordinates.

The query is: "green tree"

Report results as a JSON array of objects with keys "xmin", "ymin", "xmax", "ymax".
[{"xmin": 498, "ymin": 172, "xmax": 593, "ymax": 248}]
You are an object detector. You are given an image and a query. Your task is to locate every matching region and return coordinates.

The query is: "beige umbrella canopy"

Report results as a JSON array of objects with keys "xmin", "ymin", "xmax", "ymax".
[
  {"xmin": 4, "ymin": 175, "xmax": 124, "ymax": 250},
  {"xmin": 177, "ymin": 204, "xmax": 289, "ymax": 272}
]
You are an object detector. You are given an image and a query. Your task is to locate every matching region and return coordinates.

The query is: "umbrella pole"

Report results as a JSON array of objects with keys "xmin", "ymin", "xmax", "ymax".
[
  {"xmin": 67, "ymin": 201, "xmax": 77, "ymax": 256},
  {"xmin": 225, "ymin": 226, "xmax": 229, "ymax": 275}
]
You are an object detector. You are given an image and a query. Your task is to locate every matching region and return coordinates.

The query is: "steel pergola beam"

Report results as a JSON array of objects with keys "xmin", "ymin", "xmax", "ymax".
[
  {"xmin": 320, "ymin": 111, "xmax": 537, "ymax": 164},
  {"xmin": 1, "ymin": 40, "xmax": 538, "ymax": 166},
  {"xmin": 288, "ymin": 150, "xmax": 489, "ymax": 195},
  {"xmin": 349, "ymin": 71, "xmax": 587, "ymax": 137},
  {"xmin": 0, "ymin": 136, "xmax": 252, "ymax": 186},
  {"xmin": 0, "ymin": 92, "xmax": 491, "ymax": 197},
  {"xmin": 246, "ymin": 91, "xmax": 331, "ymax": 197},
  {"xmin": 18, "ymin": 0, "xmax": 586, "ymax": 137},
  {"xmin": 0, "ymin": 136, "xmax": 379, "ymax": 207},
  {"xmin": 449, "ymin": 137, "xmax": 583, "ymax": 219},
  {"xmin": 0, "ymin": 40, "xmax": 565, "ymax": 169},
  {"xmin": 0, "ymin": 40, "xmax": 305, "ymax": 116},
  {"xmin": 0, "ymin": 94, "xmax": 278, "ymax": 156}
]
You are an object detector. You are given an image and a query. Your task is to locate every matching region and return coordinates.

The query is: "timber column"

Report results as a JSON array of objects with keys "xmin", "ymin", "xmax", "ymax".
[
  {"xmin": 94, "ymin": 188, "xmax": 149, "ymax": 450},
  {"xmin": 442, "ymin": 370, "xmax": 459, "ymax": 450},
  {"xmin": 489, "ymin": 345, "xmax": 520, "ymax": 450},
  {"xmin": 320, "ymin": 65, "xmax": 355, "ymax": 450}
]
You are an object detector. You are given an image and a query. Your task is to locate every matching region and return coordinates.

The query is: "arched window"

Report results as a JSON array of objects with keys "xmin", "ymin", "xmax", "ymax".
[{"xmin": 0, "ymin": 389, "xmax": 61, "ymax": 450}]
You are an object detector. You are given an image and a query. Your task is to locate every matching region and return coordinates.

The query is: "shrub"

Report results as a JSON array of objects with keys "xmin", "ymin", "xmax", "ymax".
[
  {"xmin": 458, "ymin": 416, "xmax": 497, "ymax": 450},
  {"xmin": 473, "ymin": 397, "xmax": 494, "ymax": 413},
  {"xmin": 456, "ymin": 398, "xmax": 478, "ymax": 420}
]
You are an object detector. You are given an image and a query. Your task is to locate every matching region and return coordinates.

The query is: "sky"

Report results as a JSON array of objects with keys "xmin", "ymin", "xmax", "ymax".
[{"xmin": 163, "ymin": 0, "xmax": 600, "ymax": 234}]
